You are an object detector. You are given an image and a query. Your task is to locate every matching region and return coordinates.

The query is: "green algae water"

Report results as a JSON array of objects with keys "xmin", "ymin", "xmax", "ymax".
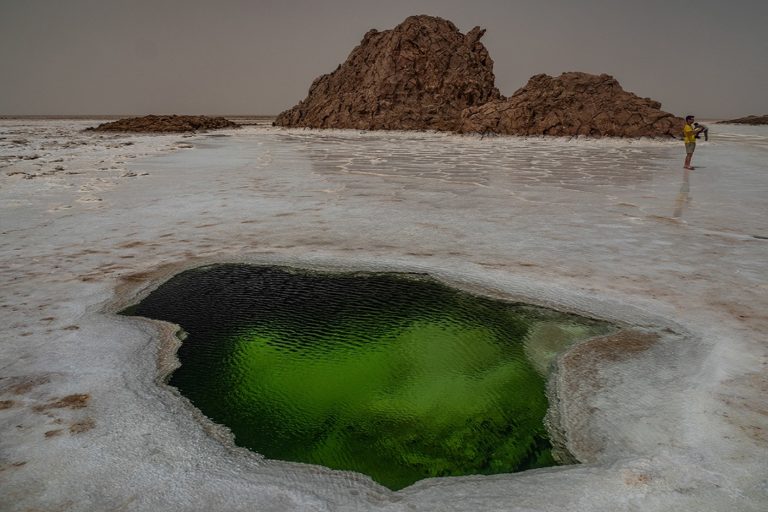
[{"xmin": 123, "ymin": 264, "xmax": 612, "ymax": 490}]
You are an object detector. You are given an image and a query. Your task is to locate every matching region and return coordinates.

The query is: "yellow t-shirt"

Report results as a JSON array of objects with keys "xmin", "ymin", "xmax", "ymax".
[{"xmin": 684, "ymin": 123, "xmax": 696, "ymax": 143}]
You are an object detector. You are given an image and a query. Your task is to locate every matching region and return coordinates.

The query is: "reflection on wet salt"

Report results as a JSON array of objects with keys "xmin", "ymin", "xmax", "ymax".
[
  {"xmin": 274, "ymin": 132, "xmax": 670, "ymax": 193},
  {"xmin": 673, "ymin": 169, "xmax": 692, "ymax": 219}
]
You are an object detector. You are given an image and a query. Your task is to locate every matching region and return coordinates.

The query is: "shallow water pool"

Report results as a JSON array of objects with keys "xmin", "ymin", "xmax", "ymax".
[{"xmin": 123, "ymin": 264, "xmax": 612, "ymax": 489}]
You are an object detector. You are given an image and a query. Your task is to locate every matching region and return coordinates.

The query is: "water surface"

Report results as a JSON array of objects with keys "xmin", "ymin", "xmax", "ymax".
[{"xmin": 124, "ymin": 264, "xmax": 612, "ymax": 489}]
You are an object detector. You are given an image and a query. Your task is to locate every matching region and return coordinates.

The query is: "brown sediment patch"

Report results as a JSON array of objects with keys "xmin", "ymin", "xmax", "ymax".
[
  {"xmin": 79, "ymin": 263, "xmax": 135, "ymax": 282},
  {"xmin": 69, "ymin": 418, "xmax": 95, "ymax": 434},
  {"xmin": 569, "ymin": 330, "xmax": 658, "ymax": 364},
  {"xmin": 75, "ymin": 249, "xmax": 109, "ymax": 255},
  {"xmin": 647, "ymin": 215, "xmax": 682, "ymax": 224},
  {"xmin": 96, "ymin": 263, "xmax": 132, "ymax": 273},
  {"xmin": 0, "ymin": 400, "xmax": 16, "ymax": 409},
  {"xmin": 547, "ymin": 330, "xmax": 659, "ymax": 463},
  {"xmin": 717, "ymin": 371, "xmax": 768, "ymax": 444},
  {"xmin": 1, "ymin": 374, "xmax": 51, "ymax": 395},
  {"xmin": 0, "ymin": 461, "xmax": 27, "ymax": 472},
  {"xmin": 119, "ymin": 270, "xmax": 156, "ymax": 282},
  {"xmin": 622, "ymin": 470, "xmax": 652, "ymax": 486},
  {"xmin": 33, "ymin": 393, "xmax": 90, "ymax": 412},
  {"xmin": 477, "ymin": 261, "xmax": 512, "ymax": 268},
  {"xmin": 119, "ymin": 264, "xmax": 185, "ymax": 286},
  {"xmin": 45, "ymin": 429, "xmax": 64, "ymax": 438},
  {"xmin": 118, "ymin": 240, "xmax": 145, "ymax": 249},
  {"xmin": 706, "ymin": 298, "xmax": 768, "ymax": 327}
]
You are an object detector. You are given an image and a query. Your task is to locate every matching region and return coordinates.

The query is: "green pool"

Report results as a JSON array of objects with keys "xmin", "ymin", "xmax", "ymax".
[{"xmin": 123, "ymin": 264, "xmax": 611, "ymax": 489}]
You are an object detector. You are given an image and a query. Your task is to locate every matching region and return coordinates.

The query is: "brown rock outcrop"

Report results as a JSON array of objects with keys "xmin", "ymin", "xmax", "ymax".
[
  {"xmin": 459, "ymin": 72, "xmax": 683, "ymax": 137},
  {"xmin": 273, "ymin": 15, "xmax": 500, "ymax": 131},
  {"xmin": 276, "ymin": 16, "xmax": 682, "ymax": 138},
  {"xmin": 87, "ymin": 115, "xmax": 239, "ymax": 133},
  {"xmin": 717, "ymin": 115, "xmax": 768, "ymax": 125}
]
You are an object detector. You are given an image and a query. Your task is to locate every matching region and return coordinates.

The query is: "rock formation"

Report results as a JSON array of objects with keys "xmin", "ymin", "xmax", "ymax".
[
  {"xmin": 275, "ymin": 15, "xmax": 682, "ymax": 138},
  {"xmin": 273, "ymin": 15, "xmax": 500, "ymax": 131},
  {"xmin": 87, "ymin": 115, "xmax": 239, "ymax": 133},
  {"xmin": 717, "ymin": 114, "xmax": 768, "ymax": 125},
  {"xmin": 458, "ymin": 72, "xmax": 683, "ymax": 137}
]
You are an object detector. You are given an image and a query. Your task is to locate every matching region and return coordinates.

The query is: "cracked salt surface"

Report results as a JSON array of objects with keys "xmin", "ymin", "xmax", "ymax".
[{"xmin": 1, "ymin": 120, "xmax": 766, "ymax": 511}]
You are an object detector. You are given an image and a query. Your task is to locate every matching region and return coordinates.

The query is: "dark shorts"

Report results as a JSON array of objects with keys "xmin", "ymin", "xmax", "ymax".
[{"xmin": 685, "ymin": 142, "xmax": 696, "ymax": 154}]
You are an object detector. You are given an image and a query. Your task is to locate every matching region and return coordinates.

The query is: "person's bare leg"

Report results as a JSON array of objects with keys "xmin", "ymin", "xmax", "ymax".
[{"xmin": 684, "ymin": 153, "xmax": 694, "ymax": 170}]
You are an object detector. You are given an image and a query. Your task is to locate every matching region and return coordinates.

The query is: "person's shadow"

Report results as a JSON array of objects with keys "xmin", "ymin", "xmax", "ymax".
[{"xmin": 673, "ymin": 168, "xmax": 692, "ymax": 218}]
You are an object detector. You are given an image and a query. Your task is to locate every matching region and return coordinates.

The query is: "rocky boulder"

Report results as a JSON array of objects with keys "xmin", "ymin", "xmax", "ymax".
[
  {"xmin": 87, "ymin": 115, "xmax": 239, "ymax": 133},
  {"xmin": 717, "ymin": 114, "xmax": 768, "ymax": 125},
  {"xmin": 458, "ymin": 72, "xmax": 683, "ymax": 137},
  {"xmin": 273, "ymin": 15, "xmax": 500, "ymax": 131}
]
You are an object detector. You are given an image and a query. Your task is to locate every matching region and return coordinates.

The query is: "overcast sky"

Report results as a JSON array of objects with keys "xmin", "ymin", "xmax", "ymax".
[{"xmin": 1, "ymin": 0, "xmax": 766, "ymax": 118}]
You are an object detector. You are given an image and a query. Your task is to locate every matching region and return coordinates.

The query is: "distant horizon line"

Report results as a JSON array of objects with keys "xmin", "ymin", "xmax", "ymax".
[
  {"xmin": 0, "ymin": 114, "xmax": 736, "ymax": 122},
  {"xmin": 0, "ymin": 114, "xmax": 279, "ymax": 120}
]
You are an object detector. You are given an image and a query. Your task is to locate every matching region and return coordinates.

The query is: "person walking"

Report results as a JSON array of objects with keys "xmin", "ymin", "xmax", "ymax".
[{"xmin": 683, "ymin": 115, "xmax": 704, "ymax": 170}]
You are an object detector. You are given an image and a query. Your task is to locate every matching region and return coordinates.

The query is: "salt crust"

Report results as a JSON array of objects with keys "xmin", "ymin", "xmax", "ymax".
[{"xmin": 1, "ymin": 120, "xmax": 766, "ymax": 511}]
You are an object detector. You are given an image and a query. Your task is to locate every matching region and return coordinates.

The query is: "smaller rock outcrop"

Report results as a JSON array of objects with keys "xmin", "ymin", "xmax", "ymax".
[
  {"xmin": 717, "ymin": 115, "xmax": 768, "ymax": 125},
  {"xmin": 459, "ymin": 72, "xmax": 683, "ymax": 137},
  {"xmin": 87, "ymin": 115, "xmax": 239, "ymax": 133}
]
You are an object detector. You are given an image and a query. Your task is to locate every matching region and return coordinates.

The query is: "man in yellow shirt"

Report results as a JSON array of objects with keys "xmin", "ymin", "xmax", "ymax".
[{"xmin": 683, "ymin": 115, "xmax": 704, "ymax": 170}]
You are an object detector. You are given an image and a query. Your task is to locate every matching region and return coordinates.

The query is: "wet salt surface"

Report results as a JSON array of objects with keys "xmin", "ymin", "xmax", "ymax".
[{"xmin": 0, "ymin": 120, "xmax": 766, "ymax": 511}]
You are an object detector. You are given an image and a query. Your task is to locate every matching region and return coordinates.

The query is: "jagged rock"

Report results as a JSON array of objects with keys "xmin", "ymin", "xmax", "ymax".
[
  {"xmin": 274, "ymin": 15, "xmax": 500, "ymax": 131},
  {"xmin": 86, "ymin": 115, "xmax": 239, "ymax": 133},
  {"xmin": 458, "ymin": 72, "xmax": 683, "ymax": 137},
  {"xmin": 717, "ymin": 115, "xmax": 768, "ymax": 125}
]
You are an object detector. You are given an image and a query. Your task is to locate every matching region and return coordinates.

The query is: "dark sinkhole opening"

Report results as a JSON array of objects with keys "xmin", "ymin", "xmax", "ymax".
[{"xmin": 121, "ymin": 264, "xmax": 613, "ymax": 490}]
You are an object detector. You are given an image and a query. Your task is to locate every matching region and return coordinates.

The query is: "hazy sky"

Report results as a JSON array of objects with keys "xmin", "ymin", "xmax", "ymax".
[{"xmin": 1, "ymin": 0, "xmax": 766, "ymax": 118}]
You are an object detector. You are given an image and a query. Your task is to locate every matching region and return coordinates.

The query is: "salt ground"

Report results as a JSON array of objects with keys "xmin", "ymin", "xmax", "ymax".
[{"xmin": 0, "ymin": 119, "xmax": 766, "ymax": 511}]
